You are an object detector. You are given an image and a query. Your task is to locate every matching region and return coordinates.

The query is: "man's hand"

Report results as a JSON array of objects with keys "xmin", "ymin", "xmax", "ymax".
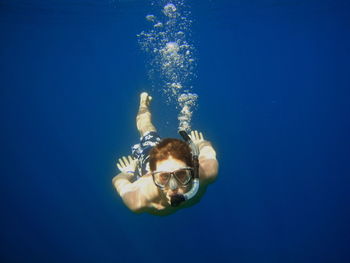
[
  {"xmin": 190, "ymin": 130, "xmax": 214, "ymax": 156},
  {"xmin": 117, "ymin": 155, "xmax": 138, "ymax": 174},
  {"xmin": 189, "ymin": 130, "xmax": 205, "ymax": 144},
  {"xmin": 190, "ymin": 130, "xmax": 218, "ymax": 184}
]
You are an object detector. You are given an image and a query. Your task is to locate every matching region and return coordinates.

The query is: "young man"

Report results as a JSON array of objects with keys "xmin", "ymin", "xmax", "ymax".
[{"xmin": 112, "ymin": 92, "xmax": 218, "ymax": 216}]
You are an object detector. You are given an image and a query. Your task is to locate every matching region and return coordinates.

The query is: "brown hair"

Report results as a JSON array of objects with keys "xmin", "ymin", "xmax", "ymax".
[{"xmin": 149, "ymin": 138, "xmax": 193, "ymax": 171}]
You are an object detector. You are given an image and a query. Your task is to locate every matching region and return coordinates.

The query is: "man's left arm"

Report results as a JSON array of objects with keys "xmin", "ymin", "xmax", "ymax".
[{"xmin": 198, "ymin": 140, "xmax": 219, "ymax": 184}]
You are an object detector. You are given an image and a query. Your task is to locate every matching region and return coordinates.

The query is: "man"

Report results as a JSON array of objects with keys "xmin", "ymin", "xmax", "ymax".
[{"xmin": 112, "ymin": 92, "xmax": 218, "ymax": 216}]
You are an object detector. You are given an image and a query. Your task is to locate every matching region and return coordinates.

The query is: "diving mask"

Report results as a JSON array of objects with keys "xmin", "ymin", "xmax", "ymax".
[{"xmin": 152, "ymin": 167, "xmax": 193, "ymax": 189}]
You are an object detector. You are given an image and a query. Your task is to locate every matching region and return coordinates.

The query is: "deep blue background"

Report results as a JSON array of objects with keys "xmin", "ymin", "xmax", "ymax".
[{"xmin": 1, "ymin": 0, "xmax": 349, "ymax": 262}]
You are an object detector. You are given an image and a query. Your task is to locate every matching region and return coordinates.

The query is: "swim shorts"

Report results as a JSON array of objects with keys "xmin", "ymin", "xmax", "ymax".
[{"xmin": 131, "ymin": 131, "xmax": 161, "ymax": 179}]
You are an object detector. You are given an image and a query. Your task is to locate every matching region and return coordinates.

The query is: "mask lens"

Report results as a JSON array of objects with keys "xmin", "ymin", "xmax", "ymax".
[
  {"xmin": 153, "ymin": 172, "xmax": 171, "ymax": 187},
  {"xmin": 174, "ymin": 169, "xmax": 192, "ymax": 185}
]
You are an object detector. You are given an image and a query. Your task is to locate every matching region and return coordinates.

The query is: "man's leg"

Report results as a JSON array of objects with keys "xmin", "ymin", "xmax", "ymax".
[{"xmin": 136, "ymin": 92, "xmax": 157, "ymax": 137}]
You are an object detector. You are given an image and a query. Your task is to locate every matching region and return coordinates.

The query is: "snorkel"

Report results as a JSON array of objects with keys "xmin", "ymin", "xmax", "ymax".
[{"xmin": 170, "ymin": 130, "xmax": 200, "ymax": 207}]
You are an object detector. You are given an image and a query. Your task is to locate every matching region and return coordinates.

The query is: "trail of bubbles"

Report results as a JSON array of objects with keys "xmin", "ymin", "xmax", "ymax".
[{"xmin": 137, "ymin": 0, "xmax": 198, "ymax": 132}]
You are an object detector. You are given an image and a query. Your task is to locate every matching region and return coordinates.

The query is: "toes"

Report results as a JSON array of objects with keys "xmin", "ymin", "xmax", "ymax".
[
  {"xmin": 140, "ymin": 92, "xmax": 152, "ymax": 106},
  {"xmin": 140, "ymin": 92, "xmax": 148, "ymax": 103}
]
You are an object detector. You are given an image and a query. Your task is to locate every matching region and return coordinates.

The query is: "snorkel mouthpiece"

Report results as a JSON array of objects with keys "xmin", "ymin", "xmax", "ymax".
[{"xmin": 170, "ymin": 194, "xmax": 186, "ymax": 207}]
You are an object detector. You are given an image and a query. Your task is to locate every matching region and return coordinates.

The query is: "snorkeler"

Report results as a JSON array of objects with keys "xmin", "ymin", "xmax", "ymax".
[{"xmin": 112, "ymin": 92, "xmax": 218, "ymax": 215}]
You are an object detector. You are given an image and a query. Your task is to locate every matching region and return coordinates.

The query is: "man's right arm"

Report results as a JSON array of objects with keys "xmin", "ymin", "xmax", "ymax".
[
  {"xmin": 112, "ymin": 173, "xmax": 158, "ymax": 213},
  {"xmin": 112, "ymin": 173, "xmax": 147, "ymax": 213}
]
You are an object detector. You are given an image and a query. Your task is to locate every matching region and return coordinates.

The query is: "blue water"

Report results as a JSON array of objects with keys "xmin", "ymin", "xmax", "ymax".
[{"xmin": 1, "ymin": 0, "xmax": 349, "ymax": 262}]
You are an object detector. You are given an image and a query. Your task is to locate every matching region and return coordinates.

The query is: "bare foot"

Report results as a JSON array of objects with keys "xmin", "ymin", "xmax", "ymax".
[{"xmin": 140, "ymin": 92, "xmax": 152, "ymax": 109}]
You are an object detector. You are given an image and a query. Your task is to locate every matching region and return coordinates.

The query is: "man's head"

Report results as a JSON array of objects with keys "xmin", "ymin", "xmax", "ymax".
[{"xmin": 149, "ymin": 138, "xmax": 193, "ymax": 204}]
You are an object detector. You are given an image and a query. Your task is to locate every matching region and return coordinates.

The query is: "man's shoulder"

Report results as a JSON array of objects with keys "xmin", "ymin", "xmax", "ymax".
[{"xmin": 134, "ymin": 174, "xmax": 163, "ymax": 207}]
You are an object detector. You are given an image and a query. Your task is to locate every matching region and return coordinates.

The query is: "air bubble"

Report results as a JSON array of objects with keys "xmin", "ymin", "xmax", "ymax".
[
  {"xmin": 154, "ymin": 22, "xmax": 163, "ymax": 28},
  {"xmin": 163, "ymin": 3, "xmax": 177, "ymax": 17},
  {"xmin": 164, "ymin": 42, "xmax": 179, "ymax": 53},
  {"xmin": 146, "ymin": 14, "xmax": 155, "ymax": 22}
]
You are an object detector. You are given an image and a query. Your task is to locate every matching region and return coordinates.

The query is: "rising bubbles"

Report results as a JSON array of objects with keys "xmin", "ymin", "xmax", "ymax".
[{"xmin": 138, "ymin": 0, "xmax": 198, "ymax": 132}]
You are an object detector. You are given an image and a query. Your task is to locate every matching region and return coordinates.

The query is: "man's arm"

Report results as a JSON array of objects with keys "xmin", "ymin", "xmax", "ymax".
[
  {"xmin": 189, "ymin": 130, "xmax": 219, "ymax": 184},
  {"xmin": 112, "ymin": 173, "xmax": 147, "ymax": 213},
  {"xmin": 197, "ymin": 140, "xmax": 219, "ymax": 184},
  {"xmin": 112, "ymin": 173, "xmax": 159, "ymax": 213}
]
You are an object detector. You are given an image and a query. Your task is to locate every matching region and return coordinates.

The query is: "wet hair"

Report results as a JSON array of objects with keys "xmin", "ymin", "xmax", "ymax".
[{"xmin": 149, "ymin": 138, "xmax": 193, "ymax": 171}]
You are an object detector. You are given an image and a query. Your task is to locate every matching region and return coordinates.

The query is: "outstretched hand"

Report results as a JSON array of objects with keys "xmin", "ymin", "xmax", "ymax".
[
  {"xmin": 117, "ymin": 155, "xmax": 138, "ymax": 174},
  {"xmin": 189, "ymin": 130, "xmax": 205, "ymax": 145}
]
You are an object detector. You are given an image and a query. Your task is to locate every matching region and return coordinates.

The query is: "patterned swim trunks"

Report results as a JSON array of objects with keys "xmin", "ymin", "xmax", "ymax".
[{"xmin": 131, "ymin": 131, "xmax": 161, "ymax": 179}]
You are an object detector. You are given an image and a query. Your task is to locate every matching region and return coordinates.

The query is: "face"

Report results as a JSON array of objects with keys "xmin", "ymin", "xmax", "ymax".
[{"xmin": 154, "ymin": 156, "xmax": 191, "ymax": 204}]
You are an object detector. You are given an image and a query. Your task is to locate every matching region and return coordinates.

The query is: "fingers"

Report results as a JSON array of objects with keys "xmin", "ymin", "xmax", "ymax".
[
  {"xmin": 128, "ymin": 155, "xmax": 134, "ymax": 164},
  {"xmin": 190, "ymin": 130, "xmax": 196, "ymax": 140},
  {"xmin": 117, "ymin": 159, "xmax": 124, "ymax": 172},
  {"xmin": 118, "ymin": 157, "xmax": 126, "ymax": 167},
  {"xmin": 199, "ymin": 131, "xmax": 204, "ymax": 140},
  {"xmin": 195, "ymin": 130, "xmax": 203, "ymax": 140},
  {"xmin": 195, "ymin": 130, "xmax": 199, "ymax": 140},
  {"xmin": 122, "ymin": 156, "xmax": 128, "ymax": 165},
  {"xmin": 190, "ymin": 130, "xmax": 204, "ymax": 141},
  {"xmin": 118, "ymin": 156, "xmax": 127, "ymax": 168},
  {"xmin": 117, "ymin": 155, "xmax": 134, "ymax": 172},
  {"xmin": 117, "ymin": 155, "xmax": 135, "ymax": 167},
  {"xmin": 120, "ymin": 156, "xmax": 135, "ymax": 165}
]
